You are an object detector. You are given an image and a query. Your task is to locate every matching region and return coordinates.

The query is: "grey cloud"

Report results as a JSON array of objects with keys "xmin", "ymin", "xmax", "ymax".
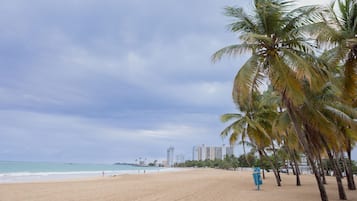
[{"xmin": 0, "ymin": 0, "xmax": 253, "ymax": 162}]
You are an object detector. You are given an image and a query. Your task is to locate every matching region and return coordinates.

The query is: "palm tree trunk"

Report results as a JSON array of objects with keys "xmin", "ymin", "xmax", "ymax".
[
  {"xmin": 290, "ymin": 161, "xmax": 296, "ymax": 175},
  {"xmin": 345, "ymin": 143, "xmax": 356, "ymax": 190},
  {"xmin": 286, "ymin": 101, "xmax": 328, "ymax": 201},
  {"xmin": 342, "ymin": 156, "xmax": 355, "ymax": 190},
  {"xmin": 293, "ymin": 155, "xmax": 301, "ymax": 186},
  {"xmin": 262, "ymin": 150, "xmax": 281, "ymax": 186},
  {"xmin": 317, "ymin": 154, "xmax": 327, "ymax": 185},
  {"xmin": 333, "ymin": 152, "xmax": 344, "ymax": 178},
  {"xmin": 321, "ymin": 138, "xmax": 347, "ymax": 200},
  {"xmin": 308, "ymin": 152, "xmax": 330, "ymax": 201},
  {"xmin": 258, "ymin": 150, "xmax": 266, "ymax": 179},
  {"xmin": 329, "ymin": 151, "xmax": 347, "ymax": 200},
  {"xmin": 288, "ymin": 146, "xmax": 301, "ymax": 186},
  {"xmin": 272, "ymin": 143, "xmax": 282, "ymax": 182}
]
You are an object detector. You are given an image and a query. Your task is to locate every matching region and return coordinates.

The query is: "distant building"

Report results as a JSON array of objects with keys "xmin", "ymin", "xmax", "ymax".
[
  {"xmin": 299, "ymin": 154, "xmax": 312, "ymax": 174},
  {"xmin": 176, "ymin": 154, "xmax": 185, "ymax": 164},
  {"xmin": 206, "ymin": 146, "xmax": 216, "ymax": 160},
  {"xmin": 192, "ymin": 146, "xmax": 199, "ymax": 160},
  {"xmin": 192, "ymin": 144, "xmax": 207, "ymax": 161},
  {"xmin": 225, "ymin": 145, "xmax": 234, "ymax": 157},
  {"xmin": 215, "ymin": 147, "xmax": 223, "ymax": 159},
  {"xmin": 167, "ymin": 146, "xmax": 175, "ymax": 167},
  {"xmin": 162, "ymin": 160, "xmax": 168, "ymax": 167},
  {"xmin": 192, "ymin": 144, "xmax": 234, "ymax": 161},
  {"xmin": 199, "ymin": 144, "xmax": 206, "ymax": 160}
]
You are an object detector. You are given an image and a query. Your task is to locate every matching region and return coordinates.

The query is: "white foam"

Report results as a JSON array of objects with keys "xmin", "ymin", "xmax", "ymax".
[{"xmin": 0, "ymin": 168, "xmax": 184, "ymax": 183}]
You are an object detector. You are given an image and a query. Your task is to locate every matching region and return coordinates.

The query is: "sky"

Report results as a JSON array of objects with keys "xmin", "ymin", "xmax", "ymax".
[{"xmin": 1, "ymin": 0, "xmax": 351, "ymax": 164}]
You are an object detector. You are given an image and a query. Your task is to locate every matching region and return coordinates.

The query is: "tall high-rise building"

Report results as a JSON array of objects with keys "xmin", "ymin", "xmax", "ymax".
[
  {"xmin": 225, "ymin": 145, "xmax": 234, "ymax": 157},
  {"xmin": 215, "ymin": 147, "xmax": 223, "ymax": 159},
  {"xmin": 176, "ymin": 154, "xmax": 185, "ymax": 164},
  {"xmin": 192, "ymin": 144, "xmax": 234, "ymax": 161},
  {"xmin": 222, "ymin": 144, "xmax": 227, "ymax": 159},
  {"xmin": 206, "ymin": 146, "xmax": 216, "ymax": 160},
  {"xmin": 192, "ymin": 146, "xmax": 199, "ymax": 160},
  {"xmin": 192, "ymin": 144, "xmax": 206, "ymax": 161},
  {"xmin": 167, "ymin": 146, "xmax": 175, "ymax": 167},
  {"xmin": 198, "ymin": 144, "xmax": 206, "ymax": 161}
]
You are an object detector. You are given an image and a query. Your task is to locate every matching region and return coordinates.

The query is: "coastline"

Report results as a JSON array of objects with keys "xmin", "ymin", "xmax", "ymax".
[
  {"xmin": 0, "ymin": 167, "xmax": 182, "ymax": 184},
  {"xmin": 0, "ymin": 161, "xmax": 178, "ymax": 184},
  {"xmin": 1, "ymin": 168, "xmax": 356, "ymax": 201}
]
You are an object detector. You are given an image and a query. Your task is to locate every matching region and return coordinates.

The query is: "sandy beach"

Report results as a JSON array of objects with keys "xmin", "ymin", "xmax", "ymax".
[{"xmin": 0, "ymin": 169, "xmax": 356, "ymax": 201}]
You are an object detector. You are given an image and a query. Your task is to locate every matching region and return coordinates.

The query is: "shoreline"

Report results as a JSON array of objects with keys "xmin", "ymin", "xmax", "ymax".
[
  {"xmin": 1, "ymin": 168, "xmax": 356, "ymax": 201},
  {"xmin": 0, "ymin": 167, "xmax": 183, "ymax": 184}
]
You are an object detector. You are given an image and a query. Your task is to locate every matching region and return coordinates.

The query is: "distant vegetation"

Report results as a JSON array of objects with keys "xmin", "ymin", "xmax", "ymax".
[
  {"xmin": 177, "ymin": 154, "xmax": 357, "ymax": 175},
  {"xmin": 176, "ymin": 154, "xmax": 271, "ymax": 170}
]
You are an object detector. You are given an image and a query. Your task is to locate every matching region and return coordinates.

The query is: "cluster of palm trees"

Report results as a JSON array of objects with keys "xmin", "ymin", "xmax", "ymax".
[{"xmin": 212, "ymin": 0, "xmax": 357, "ymax": 201}]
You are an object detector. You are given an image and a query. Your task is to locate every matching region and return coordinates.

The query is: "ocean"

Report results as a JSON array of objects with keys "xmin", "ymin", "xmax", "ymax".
[{"xmin": 0, "ymin": 161, "xmax": 165, "ymax": 183}]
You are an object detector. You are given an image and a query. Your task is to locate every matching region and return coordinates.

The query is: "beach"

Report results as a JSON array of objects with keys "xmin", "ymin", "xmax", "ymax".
[{"xmin": 0, "ymin": 168, "xmax": 356, "ymax": 201}]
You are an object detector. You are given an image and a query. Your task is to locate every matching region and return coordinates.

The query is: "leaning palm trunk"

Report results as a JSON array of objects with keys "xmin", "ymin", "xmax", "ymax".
[
  {"xmin": 271, "ymin": 143, "xmax": 282, "ymax": 182},
  {"xmin": 293, "ymin": 155, "xmax": 301, "ymax": 186},
  {"xmin": 329, "ymin": 151, "xmax": 347, "ymax": 200},
  {"xmin": 258, "ymin": 150, "xmax": 266, "ymax": 179},
  {"xmin": 262, "ymin": 150, "xmax": 281, "ymax": 186},
  {"xmin": 342, "ymin": 156, "xmax": 356, "ymax": 190},
  {"xmin": 286, "ymin": 101, "xmax": 328, "ymax": 201},
  {"xmin": 321, "ymin": 138, "xmax": 347, "ymax": 200},
  {"xmin": 345, "ymin": 144, "xmax": 356, "ymax": 190},
  {"xmin": 288, "ymin": 146, "xmax": 301, "ymax": 186},
  {"xmin": 317, "ymin": 154, "xmax": 327, "ymax": 185},
  {"xmin": 290, "ymin": 161, "xmax": 296, "ymax": 175}
]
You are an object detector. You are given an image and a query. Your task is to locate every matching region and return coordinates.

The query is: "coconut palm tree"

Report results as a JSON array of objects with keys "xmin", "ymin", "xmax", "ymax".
[
  {"xmin": 221, "ymin": 92, "xmax": 282, "ymax": 186},
  {"xmin": 273, "ymin": 110, "xmax": 303, "ymax": 186},
  {"xmin": 313, "ymin": 0, "xmax": 357, "ymax": 190},
  {"xmin": 298, "ymin": 83, "xmax": 356, "ymax": 200},
  {"xmin": 212, "ymin": 0, "xmax": 329, "ymax": 200}
]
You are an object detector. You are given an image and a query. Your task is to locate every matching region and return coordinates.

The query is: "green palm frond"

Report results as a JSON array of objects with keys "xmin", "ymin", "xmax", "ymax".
[
  {"xmin": 342, "ymin": 58, "xmax": 357, "ymax": 103},
  {"xmin": 232, "ymin": 54, "xmax": 264, "ymax": 107},
  {"xmin": 239, "ymin": 33, "xmax": 273, "ymax": 44},
  {"xmin": 211, "ymin": 44, "xmax": 255, "ymax": 62},
  {"xmin": 273, "ymin": 111, "xmax": 291, "ymax": 134},
  {"xmin": 320, "ymin": 45, "xmax": 350, "ymax": 67},
  {"xmin": 254, "ymin": 0, "xmax": 290, "ymax": 35},
  {"xmin": 345, "ymin": 127, "xmax": 357, "ymax": 141},
  {"xmin": 331, "ymin": 101, "xmax": 357, "ymax": 118},
  {"xmin": 329, "ymin": 1, "xmax": 344, "ymax": 30},
  {"xmin": 283, "ymin": 5, "xmax": 322, "ymax": 34},
  {"xmin": 281, "ymin": 48, "xmax": 329, "ymax": 92},
  {"xmin": 269, "ymin": 54, "xmax": 305, "ymax": 106},
  {"xmin": 229, "ymin": 131, "xmax": 239, "ymax": 145},
  {"xmin": 322, "ymin": 105, "xmax": 352, "ymax": 125},
  {"xmin": 224, "ymin": 7, "xmax": 259, "ymax": 33},
  {"xmin": 220, "ymin": 117, "xmax": 246, "ymax": 137},
  {"xmin": 220, "ymin": 113, "xmax": 243, "ymax": 122}
]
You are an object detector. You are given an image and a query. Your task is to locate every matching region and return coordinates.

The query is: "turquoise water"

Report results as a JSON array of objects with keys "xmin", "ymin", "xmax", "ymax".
[{"xmin": 0, "ymin": 161, "xmax": 163, "ymax": 183}]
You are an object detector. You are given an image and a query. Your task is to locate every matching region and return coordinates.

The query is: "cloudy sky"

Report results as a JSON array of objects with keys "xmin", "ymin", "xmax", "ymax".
[{"xmin": 1, "ymin": 0, "xmax": 348, "ymax": 164}]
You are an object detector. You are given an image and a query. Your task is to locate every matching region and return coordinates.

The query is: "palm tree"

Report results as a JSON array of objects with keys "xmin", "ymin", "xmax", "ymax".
[
  {"xmin": 213, "ymin": 0, "xmax": 329, "ymax": 200},
  {"xmin": 273, "ymin": 113, "xmax": 303, "ymax": 186},
  {"xmin": 314, "ymin": 0, "xmax": 357, "ymax": 190},
  {"xmin": 221, "ymin": 92, "xmax": 282, "ymax": 186},
  {"xmin": 298, "ymin": 83, "xmax": 356, "ymax": 200}
]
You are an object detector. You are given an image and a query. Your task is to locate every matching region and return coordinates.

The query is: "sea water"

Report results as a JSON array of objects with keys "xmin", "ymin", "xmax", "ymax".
[{"xmin": 0, "ymin": 161, "xmax": 164, "ymax": 183}]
